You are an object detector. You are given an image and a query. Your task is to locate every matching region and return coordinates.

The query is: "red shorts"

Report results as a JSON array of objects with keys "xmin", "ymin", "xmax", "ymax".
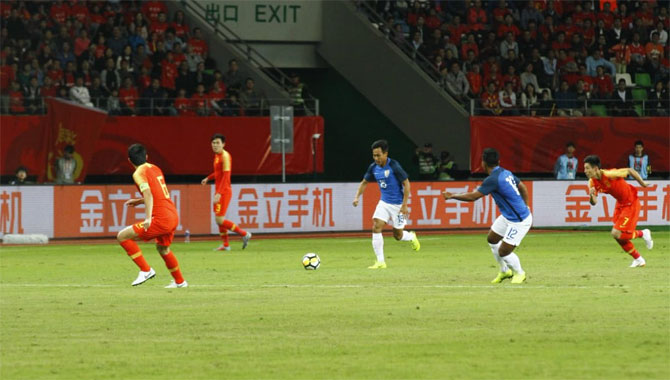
[
  {"xmin": 612, "ymin": 199, "xmax": 640, "ymax": 233},
  {"xmin": 213, "ymin": 192, "xmax": 232, "ymax": 217},
  {"xmin": 132, "ymin": 211, "xmax": 179, "ymax": 246}
]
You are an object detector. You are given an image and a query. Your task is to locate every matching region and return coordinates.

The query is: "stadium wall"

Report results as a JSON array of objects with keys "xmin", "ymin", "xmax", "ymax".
[
  {"xmin": 1, "ymin": 181, "xmax": 667, "ymax": 239},
  {"xmin": 470, "ymin": 117, "xmax": 670, "ymax": 173}
]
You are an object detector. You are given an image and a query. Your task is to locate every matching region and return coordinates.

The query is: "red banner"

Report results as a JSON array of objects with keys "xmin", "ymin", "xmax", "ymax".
[
  {"xmin": 1, "ymin": 115, "xmax": 325, "ymax": 177},
  {"xmin": 470, "ymin": 117, "xmax": 670, "ymax": 173},
  {"xmin": 43, "ymin": 99, "xmax": 108, "ymax": 182}
]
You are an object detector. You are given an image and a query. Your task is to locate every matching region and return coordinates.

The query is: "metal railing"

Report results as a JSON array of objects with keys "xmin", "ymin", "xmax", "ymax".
[
  {"xmin": 179, "ymin": 0, "xmax": 319, "ymax": 116},
  {"xmin": 469, "ymin": 97, "xmax": 668, "ymax": 117},
  {"xmin": 0, "ymin": 96, "xmax": 320, "ymax": 117}
]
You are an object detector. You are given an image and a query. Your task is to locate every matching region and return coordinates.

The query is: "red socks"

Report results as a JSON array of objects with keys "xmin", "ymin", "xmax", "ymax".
[
  {"xmin": 120, "ymin": 239, "xmax": 151, "ymax": 271},
  {"xmin": 617, "ymin": 239, "xmax": 641, "ymax": 259},
  {"xmin": 160, "ymin": 250, "xmax": 184, "ymax": 284},
  {"xmin": 220, "ymin": 220, "xmax": 247, "ymax": 237},
  {"xmin": 218, "ymin": 225, "xmax": 230, "ymax": 247}
]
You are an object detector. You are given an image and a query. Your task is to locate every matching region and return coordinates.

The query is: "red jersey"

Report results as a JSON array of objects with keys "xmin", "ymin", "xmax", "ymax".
[
  {"xmin": 161, "ymin": 61, "xmax": 177, "ymax": 90},
  {"xmin": 119, "ymin": 87, "xmax": 138, "ymax": 108},
  {"xmin": 141, "ymin": 1, "xmax": 167, "ymax": 23},
  {"xmin": 589, "ymin": 169, "xmax": 637, "ymax": 205},
  {"xmin": 132, "ymin": 162, "xmax": 178, "ymax": 218},
  {"xmin": 207, "ymin": 151, "xmax": 232, "ymax": 195}
]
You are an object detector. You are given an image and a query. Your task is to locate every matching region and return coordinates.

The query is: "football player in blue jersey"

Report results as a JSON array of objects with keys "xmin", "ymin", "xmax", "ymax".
[
  {"xmin": 443, "ymin": 148, "xmax": 531, "ymax": 284},
  {"xmin": 353, "ymin": 139, "xmax": 421, "ymax": 269}
]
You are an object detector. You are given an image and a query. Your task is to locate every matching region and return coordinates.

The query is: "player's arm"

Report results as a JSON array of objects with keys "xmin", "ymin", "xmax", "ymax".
[
  {"xmin": 627, "ymin": 168, "xmax": 649, "ymax": 187},
  {"xmin": 352, "ymin": 179, "xmax": 368, "ymax": 207},
  {"xmin": 201, "ymin": 172, "xmax": 214, "ymax": 185},
  {"xmin": 518, "ymin": 182, "xmax": 529, "ymax": 206},
  {"xmin": 588, "ymin": 179, "xmax": 598, "ymax": 206},
  {"xmin": 442, "ymin": 189, "xmax": 485, "ymax": 202},
  {"xmin": 141, "ymin": 187, "xmax": 153, "ymax": 230},
  {"xmin": 400, "ymin": 178, "xmax": 411, "ymax": 216}
]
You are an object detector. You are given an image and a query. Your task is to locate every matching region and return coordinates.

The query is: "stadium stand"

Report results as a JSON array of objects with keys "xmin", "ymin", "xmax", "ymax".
[
  {"xmin": 359, "ymin": 0, "xmax": 670, "ymax": 116},
  {"xmin": 0, "ymin": 0, "xmax": 303, "ymax": 116}
]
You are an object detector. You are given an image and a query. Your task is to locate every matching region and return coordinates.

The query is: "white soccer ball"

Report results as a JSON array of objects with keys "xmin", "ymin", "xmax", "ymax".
[{"xmin": 302, "ymin": 253, "xmax": 320, "ymax": 270}]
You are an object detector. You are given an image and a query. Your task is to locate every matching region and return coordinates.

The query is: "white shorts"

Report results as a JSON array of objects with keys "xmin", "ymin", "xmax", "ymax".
[
  {"xmin": 491, "ymin": 213, "xmax": 533, "ymax": 246},
  {"xmin": 372, "ymin": 200, "xmax": 407, "ymax": 230}
]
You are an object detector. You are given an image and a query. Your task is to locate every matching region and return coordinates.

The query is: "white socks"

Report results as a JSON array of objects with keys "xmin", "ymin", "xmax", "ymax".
[
  {"xmin": 502, "ymin": 253, "xmax": 524, "ymax": 274},
  {"xmin": 489, "ymin": 242, "xmax": 509, "ymax": 272},
  {"xmin": 400, "ymin": 230, "xmax": 413, "ymax": 241},
  {"xmin": 372, "ymin": 233, "xmax": 384, "ymax": 263}
]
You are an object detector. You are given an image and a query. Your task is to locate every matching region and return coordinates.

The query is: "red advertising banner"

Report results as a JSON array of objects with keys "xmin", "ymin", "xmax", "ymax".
[
  {"xmin": 361, "ymin": 181, "xmax": 533, "ymax": 229},
  {"xmin": 43, "ymin": 99, "xmax": 108, "ymax": 182},
  {"xmin": 1, "ymin": 115, "xmax": 325, "ymax": 177},
  {"xmin": 470, "ymin": 117, "xmax": 670, "ymax": 173}
]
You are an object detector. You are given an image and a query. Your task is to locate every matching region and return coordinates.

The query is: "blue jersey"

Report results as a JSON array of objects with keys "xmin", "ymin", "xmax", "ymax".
[
  {"xmin": 477, "ymin": 166, "xmax": 530, "ymax": 222},
  {"xmin": 628, "ymin": 154, "xmax": 649, "ymax": 179},
  {"xmin": 364, "ymin": 158, "xmax": 408, "ymax": 205}
]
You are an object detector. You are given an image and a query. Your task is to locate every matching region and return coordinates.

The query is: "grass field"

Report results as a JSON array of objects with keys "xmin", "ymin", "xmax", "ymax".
[{"xmin": 1, "ymin": 230, "xmax": 669, "ymax": 379}]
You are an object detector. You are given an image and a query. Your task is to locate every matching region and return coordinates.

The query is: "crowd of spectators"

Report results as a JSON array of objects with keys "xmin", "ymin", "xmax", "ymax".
[
  {"xmin": 0, "ymin": 0, "xmax": 272, "ymax": 116},
  {"xmin": 369, "ymin": 0, "xmax": 670, "ymax": 116}
]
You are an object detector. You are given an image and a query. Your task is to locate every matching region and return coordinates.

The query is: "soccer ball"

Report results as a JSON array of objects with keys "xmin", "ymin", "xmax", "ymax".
[{"xmin": 302, "ymin": 253, "xmax": 320, "ymax": 270}]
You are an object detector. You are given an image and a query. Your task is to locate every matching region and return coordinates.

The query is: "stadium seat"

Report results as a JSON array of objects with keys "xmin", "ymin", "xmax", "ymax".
[
  {"xmin": 634, "ymin": 104, "xmax": 644, "ymax": 117},
  {"xmin": 615, "ymin": 73, "xmax": 634, "ymax": 87},
  {"xmin": 632, "ymin": 88, "xmax": 648, "ymax": 101},
  {"xmin": 590, "ymin": 105, "xmax": 608, "ymax": 116},
  {"xmin": 634, "ymin": 73, "xmax": 652, "ymax": 88}
]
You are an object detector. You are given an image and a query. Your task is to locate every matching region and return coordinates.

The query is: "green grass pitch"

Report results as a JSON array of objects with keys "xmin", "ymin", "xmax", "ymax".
[{"xmin": 1, "ymin": 230, "xmax": 669, "ymax": 379}]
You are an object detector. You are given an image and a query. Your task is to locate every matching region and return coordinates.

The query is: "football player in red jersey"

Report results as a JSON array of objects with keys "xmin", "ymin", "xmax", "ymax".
[
  {"xmin": 201, "ymin": 134, "xmax": 251, "ymax": 251},
  {"xmin": 117, "ymin": 144, "xmax": 187, "ymax": 288},
  {"xmin": 584, "ymin": 155, "xmax": 653, "ymax": 267}
]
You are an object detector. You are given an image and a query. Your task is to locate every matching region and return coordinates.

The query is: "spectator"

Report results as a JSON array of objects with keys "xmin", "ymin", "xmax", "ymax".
[
  {"xmin": 174, "ymin": 88, "xmax": 193, "ymax": 116},
  {"xmin": 23, "ymin": 76, "xmax": 42, "ymax": 114},
  {"xmin": 107, "ymin": 89, "xmax": 121, "ymax": 115},
  {"xmin": 648, "ymin": 80, "xmax": 669, "ymax": 117},
  {"xmin": 537, "ymin": 89, "xmax": 556, "ymax": 116},
  {"xmin": 436, "ymin": 151, "xmax": 457, "ymax": 181},
  {"xmin": 69, "ymin": 76, "xmax": 93, "ymax": 107},
  {"xmin": 480, "ymin": 81, "xmax": 503, "ymax": 115},
  {"xmin": 101, "ymin": 58, "xmax": 121, "ymax": 93},
  {"xmin": 88, "ymin": 76, "xmax": 108, "ymax": 109},
  {"xmin": 413, "ymin": 143, "xmax": 437, "ymax": 180},
  {"xmin": 10, "ymin": 166, "xmax": 31, "ymax": 185},
  {"xmin": 650, "ymin": 21, "xmax": 668, "ymax": 46},
  {"xmin": 610, "ymin": 78, "xmax": 634, "ymax": 116},
  {"xmin": 224, "ymin": 59, "xmax": 245, "ymax": 94},
  {"xmin": 142, "ymin": 78, "xmax": 176, "ymax": 116},
  {"xmin": 191, "ymin": 83, "xmax": 209, "ymax": 116},
  {"xmin": 192, "ymin": 61, "xmax": 212, "ymax": 88},
  {"xmin": 627, "ymin": 32, "xmax": 647, "ymax": 74},
  {"xmin": 444, "ymin": 62, "xmax": 470, "ymax": 103},
  {"xmin": 629, "ymin": 140, "xmax": 650, "ymax": 180},
  {"xmin": 520, "ymin": 63, "xmax": 540, "ymax": 92},
  {"xmin": 208, "ymin": 80, "xmax": 226, "ymax": 116},
  {"xmin": 9, "ymin": 81, "xmax": 25, "ymax": 114},
  {"xmin": 175, "ymin": 62, "xmax": 192, "ymax": 94},
  {"xmin": 239, "ymin": 77, "xmax": 263, "ymax": 116},
  {"xmin": 592, "ymin": 66, "xmax": 614, "ymax": 100},
  {"xmin": 171, "ymin": 10, "xmax": 189, "ymax": 39},
  {"xmin": 185, "ymin": 44, "xmax": 204, "ymax": 73},
  {"xmin": 467, "ymin": 64, "xmax": 483, "ymax": 98},
  {"xmin": 151, "ymin": 12, "xmax": 169, "ymax": 36},
  {"xmin": 500, "ymin": 33, "xmax": 519, "ymax": 60},
  {"xmin": 218, "ymin": 94, "xmax": 242, "ymax": 117},
  {"xmin": 41, "ymin": 76, "xmax": 58, "ymax": 99},
  {"xmin": 498, "ymin": 81, "xmax": 519, "ymax": 116},
  {"xmin": 555, "ymin": 81, "xmax": 580, "ymax": 116},
  {"xmin": 288, "ymin": 72, "xmax": 309, "ymax": 116},
  {"xmin": 161, "ymin": 52, "xmax": 178, "ymax": 94},
  {"xmin": 55, "ymin": 145, "xmax": 77, "ymax": 184},
  {"xmin": 74, "ymin": 29, "xmax": 91, "ymax": 57},
  {"xmin": 188, "ymin": 27, "xmax": 208, "ymax": 58},
  {"xmin": 554, "ymin": 142, "xmax": 577, "ymax": 180},
  {"xmin": 107, "ymin": 27, "xmax": 127, "ymax": 57},
  {"xmin": 609, "ymin": 36, "xmax": 631, "ymax": 73},
  {"xmin": 520, "ymin": 83, "xmax": 540, "ymax": 116},
  {"xmin": 118, "ymin": 77, "xmax": 139, "ymax": 115},
  {"xmin": 521, "ymin": 0, "xmax": 543, "ymax": 29},
  {"xmin": 645, "ymin": 32, "xmax": 664, "ymax": 61},
  {"xmin": 585, "ymin": 50, "xmax": 615, "ymax": 77},
  {"xmin": 461, "ymin": 34, "xmax": 479, "ymax": 61}
]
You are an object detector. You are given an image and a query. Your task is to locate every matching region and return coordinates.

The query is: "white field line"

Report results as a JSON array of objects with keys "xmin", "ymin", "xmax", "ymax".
[{"xmin": 2, "ymin": 283, "xmax": 666, "ymax": 289}]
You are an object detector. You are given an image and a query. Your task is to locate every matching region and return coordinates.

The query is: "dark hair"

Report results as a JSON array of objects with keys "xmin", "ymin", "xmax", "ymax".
[
  {"xmin": 482, "ymin": 148, "xmax": 499, "ymax": 167},
  {"xmin": 371, "ymin": 139, "xmax": 389, "ymax": 153},
  {"xmin": 584, "ymin": 154, "xmax": 601, "ymax": 168},
  {"xmin": 566, "ymin": 142, "xmax": 575, "ymax": 148},
  {"xmin": 128, "ymin": 144, "xmax": 147, "ymax": 165},
  {"xmin": 15, "ymin": 166, "xmax": 27, "ymax": 174},
  {"xmin": 211, "ymin": 133, "xmax": 225, "ymax": 143},
  {"xmin": 634, "ymin": 140, "xmax": 644, "ymax": 146},
  {"xmin": 64, "ymin": 145, "xmax": 75, "ymax": 154}
]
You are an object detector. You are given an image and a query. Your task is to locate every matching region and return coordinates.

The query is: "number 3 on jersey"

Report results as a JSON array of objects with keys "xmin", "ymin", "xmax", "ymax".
[{"xmin": 157, "ymin": 175, "xmax": 170, "ymax": 198}]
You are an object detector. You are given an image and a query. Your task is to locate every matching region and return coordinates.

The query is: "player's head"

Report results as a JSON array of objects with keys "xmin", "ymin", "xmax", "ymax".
[
  {"xmin": 481, "ymin": 148, "xmax": 499, "ymax": 170},
  {"xmin": 128, "ymin": 144, "xmax": 147, "ymax": 166},
  {"xmin": 583, "ymin": 154, "xmax": 601, "ymax": 178},
  {"xmin": 566, "ymin": 142, "xmax": 575, "ymax": 156},
  {"xmin": 371, "ymin": 139, "xmax": 389, "ymax": 166},
  {"xmin": 634, "ymin": 140, "xmax": 644, "ymax": 155},
  {"xmin": 211, "ymin": 133, "xmax": 225, "ymax": 153}
]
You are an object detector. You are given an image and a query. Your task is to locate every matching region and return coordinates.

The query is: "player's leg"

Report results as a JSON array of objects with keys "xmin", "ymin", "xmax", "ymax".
[
  {"xmin": 156, "ymin": 243, "xmax": 187, "ymax": 288},
  {"xmin": 497, "ymin": 214, "xmax": 533, "ymax": 284},
  {"xmin": 612, "ymin": 202, "xmax": 646, "ymax": 267},
  {"xmin": 117, "ymin": 223, "xmax": 155, "ymax": 286},
  {"xmin": 369, "ymin": 217, "xmax": 387, "ymax": 269},
  {"xmin": 488, "ymin": 216, "xmax": 512, "ymax": 283},
  {"xmin": 390, "ymin": 207, "xmax": 420, "ymax": 251}
]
